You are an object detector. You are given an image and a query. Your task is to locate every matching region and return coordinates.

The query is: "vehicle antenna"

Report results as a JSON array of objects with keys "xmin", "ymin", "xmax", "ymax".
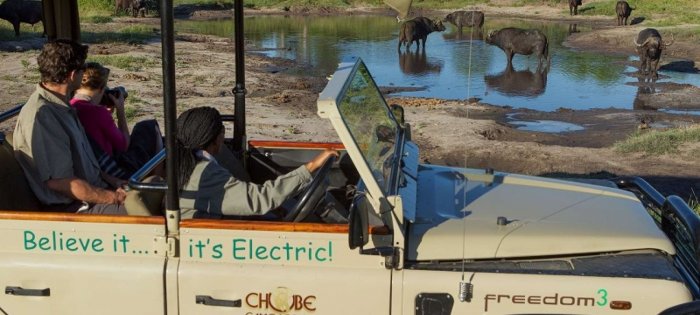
[{"xmin": 458, "ymin": 8, "xmax": 478, "ymax": 304}]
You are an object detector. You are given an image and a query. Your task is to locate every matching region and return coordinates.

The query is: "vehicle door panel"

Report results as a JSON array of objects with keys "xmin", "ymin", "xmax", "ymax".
[
  {"xmin": 0, "ymin": 213, "xmax": 167, "ymax": 315},
  {"xmin": 178, "ymin": 220, "xmax": 391, "ymax": 315}
]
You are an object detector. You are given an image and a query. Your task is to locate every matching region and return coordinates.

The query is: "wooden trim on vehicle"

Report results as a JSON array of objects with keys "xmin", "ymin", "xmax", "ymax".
[
  {"xmin": 0, "ymin": 211, "xmax": 165, "ymax": 225},
  {"xmin": 180, "ymin": 219, "xmax": 390, "ymax": 235},
  {"xmin": 248, "ymin": 140, "xmax": 345, "ymax": 150}
]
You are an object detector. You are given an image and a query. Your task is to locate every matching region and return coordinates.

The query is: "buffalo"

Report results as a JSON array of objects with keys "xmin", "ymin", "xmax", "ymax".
[
  {"xmin": 485, "ymin": 65, "xmax": 549, "ymax": 97},
  {"xmin": 635, "ymin": 28, "xmax": 673, "ymax": 77},
  {"xmin": 485, "ymin": 28, "xmax": 549, "ymax": 70},
  {"xmin": 0, "ymin": 0, "xmax": 44, "ymax": 37},
  {"xmin": 569, "ymin": 0, "xmax": 582, "ymax": 16},
  {"xmin": 443, "ymin": 11, "xmax": 484, "ymax": 33},
  {"xmin": 398, "ymin": 16, "xmax": 446, "ymax": 52},
  {"xmin": 615, "ymin": 0, "xmax": 635, "ymax": 26},
  {"xmin": 131, "ymin": 0, "xmax": 147, "ymax": 17}
]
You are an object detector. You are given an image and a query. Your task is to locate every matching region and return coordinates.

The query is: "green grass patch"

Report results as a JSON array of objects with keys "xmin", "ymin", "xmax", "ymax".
[
  {"xmin": 78, "ymin": 0, "xmax": 114, "ymax": 16},
  {"xmin": 174, "ymin": 0, "xmax": 233, "ymax": 5},
  {"xmin": 0, "ymin": 19, "xmax": 44, "ymax": 40},
  {"xmin": 689, "ymin": 191, "xmax": 700, "ymax": 215},
  {"xmin": 614, "ymin": 125, "xmax": 700, "ymax": 155},
  {"xmin": 123, "ymin": 106, "xmax": 141, "ymax": 122},
  {"xmin": 88, "ymin": 55, "xmax": 158, "ymax": 71},
  {"xmin": 125, "ymin": 90, "xmax": 147, "ymax": 105},
  {"xmin": 577, "ymin": 0, "xmax": 700, "ymax": 25},
  {"xmin": 84, "ymin": 16, "xmax": 114, "ymax": 24},
  {"xmin": 665, "ymin": 26, "xmax": 700, "ymax": 42},
  {"xmin": 82, "ymin": 25, "xmax": 155, "ymax": 44},
  {"xmin": 510, "ymin": 0, "xmax": 560, "ymax": 7}
]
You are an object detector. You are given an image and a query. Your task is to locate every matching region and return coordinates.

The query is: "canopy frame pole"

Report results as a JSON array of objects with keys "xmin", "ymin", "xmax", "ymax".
[
  {"xmin": 161, "ymin": 0, "xmax": 180, "ymax": 237},
  {"xmin": 232, "ymin": 0, "xmax": 246, "ymax": 152}
]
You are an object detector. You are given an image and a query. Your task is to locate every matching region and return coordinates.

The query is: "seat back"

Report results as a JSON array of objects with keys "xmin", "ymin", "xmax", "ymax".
[
  {"xmin": 0, "ymin": 132, "xmax": 42, "ymax": 210},
  {"xmin": 124, "ymin": 175, "xmax": 165, "ymax": 216}
]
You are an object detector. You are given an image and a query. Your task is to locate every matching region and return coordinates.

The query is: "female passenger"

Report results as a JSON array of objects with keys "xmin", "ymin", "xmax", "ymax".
[{"xmin": 70, "ymin": 62, "xmax": 163, "ymax": 179}]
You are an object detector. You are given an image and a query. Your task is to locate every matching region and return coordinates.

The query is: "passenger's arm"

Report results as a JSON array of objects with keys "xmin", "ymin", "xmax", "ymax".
[
  {"xmin": 46, "ymin": 177, "xmax": 126, "ymax": 205},
  {"xmin": 108, "ymin": 93, "xmax": 130, "ymax": 148}
]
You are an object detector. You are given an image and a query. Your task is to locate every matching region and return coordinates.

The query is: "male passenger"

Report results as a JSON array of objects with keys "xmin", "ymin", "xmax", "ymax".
[{"xmin": 13, "ymin": 40, "xmax": 127, "ymax": 214}]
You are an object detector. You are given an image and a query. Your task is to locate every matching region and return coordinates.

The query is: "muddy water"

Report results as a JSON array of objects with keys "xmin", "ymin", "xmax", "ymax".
[{"xmin": 176, "ymin": 16, "xmax": 700, "ymax": 113}]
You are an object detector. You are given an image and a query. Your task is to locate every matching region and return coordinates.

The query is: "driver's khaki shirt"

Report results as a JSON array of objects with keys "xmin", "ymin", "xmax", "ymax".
[
  {"xmin": 179, "ymin": 156, "xmax": 311, "ymax": 219},
  {"xmin": 13, "ymin": 85, "xmax": 107, "ymax": 206}
]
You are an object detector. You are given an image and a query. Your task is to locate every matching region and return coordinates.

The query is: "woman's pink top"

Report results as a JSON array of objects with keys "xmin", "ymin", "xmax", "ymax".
[{"xmin": 70, "ymin": 97, "xmax": 127, "ymax": 156}]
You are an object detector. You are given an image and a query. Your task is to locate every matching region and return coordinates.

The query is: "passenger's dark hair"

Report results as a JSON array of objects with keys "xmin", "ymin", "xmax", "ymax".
[
  {"xmin": 37, "ymin": 39, "xmax": 88, "ymax": 84},
  {"xmin": 80, "ymin": 62, "xmax": 110, "ymax": 90},
  {"xmin": 176, "ymin": 107, "xmax": 224, "ymax": 190}
]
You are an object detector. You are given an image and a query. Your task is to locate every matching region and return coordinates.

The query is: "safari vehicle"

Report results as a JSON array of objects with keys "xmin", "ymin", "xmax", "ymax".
[{"xmin": 1, "ymin": 1, "xmax": 700, "ymax": 315}]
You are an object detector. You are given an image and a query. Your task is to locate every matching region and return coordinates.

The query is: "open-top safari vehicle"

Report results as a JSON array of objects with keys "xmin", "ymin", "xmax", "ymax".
[{"xmin": 1, "ymin": 0, "xmax": 700, "ymax": 314}]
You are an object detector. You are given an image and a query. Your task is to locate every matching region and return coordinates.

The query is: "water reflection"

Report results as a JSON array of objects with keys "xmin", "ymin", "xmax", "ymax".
[
  {"xmin": 398, "ymin": 50, "xmax": 443, "ymax": 75},
  {"xmin": 442, "ymin": 29, "xmax": 484, "ymax": 41},
  {"xmin": 633, "ymin": 75, "xmax": 657, "ymax": 110},
  {"xmin": 484, "ymin": 65, "xmax": 549, "ymax": 97},
  {"xmin": 175, "ymin": 16, "xmax": 700, "ymax": 112},
  {"xmin": 568, "ymin": 24, "xmax": 579, "ymax": 35}
]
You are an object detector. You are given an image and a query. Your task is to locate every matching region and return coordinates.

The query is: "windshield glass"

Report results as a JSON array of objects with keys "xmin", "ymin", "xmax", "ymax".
[{"xmin": 337, "ymin": 62, "xmax": 399, "ymax": 194}]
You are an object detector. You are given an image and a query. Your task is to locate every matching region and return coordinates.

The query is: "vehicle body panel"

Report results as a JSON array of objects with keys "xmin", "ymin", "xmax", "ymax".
[
  {"xmin": 410, "ymin": 164, "xmax": 675, "ymax": 260},
  {"xmin": 399, "ymin": 269, "xmax": 691, "ymax": 314},
  {"xmin": 0, "ymin": 213, "xmax": 166, "ymax": 314},
  {"xmin": 177, "ymin": 220, "xmax": 392, "ymax": 314}
]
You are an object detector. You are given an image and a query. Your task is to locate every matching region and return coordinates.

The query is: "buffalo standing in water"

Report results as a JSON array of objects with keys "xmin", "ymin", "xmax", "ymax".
[
  {"xmin": 485, "ymin": 28, "xmax": 549, "ymax": 70},
  {"xmin": 0, "ymin": 0, "xmax": 44, "ymax": 37},
  {"xmin": 398, "ymin": 16, "xmax": 446, "ymax": 52},
  {"xmin": 635, "ymin": 28, "xmax": 673, "ymax": 77},
  {"xmin": 615, "ymin": 0, "xmax": 635, "ymax": 26},
  {"xmin": 443, "ymin": 11, "xmax": 484, "ymax": 33},
  {"xmin": 485, "ymin": 65, "xmax": 549, "ymax": 97}
]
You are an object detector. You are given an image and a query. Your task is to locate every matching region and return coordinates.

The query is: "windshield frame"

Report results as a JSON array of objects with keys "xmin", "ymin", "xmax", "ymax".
[{"xmin": 317, "ymin": 58, "xmax": 404, "ymax": 202}]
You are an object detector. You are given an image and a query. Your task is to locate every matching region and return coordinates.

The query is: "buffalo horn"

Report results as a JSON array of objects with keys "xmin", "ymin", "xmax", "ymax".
[{"xmin": 637, "ymin": 36, "xmax": 653, "ymax": 47}]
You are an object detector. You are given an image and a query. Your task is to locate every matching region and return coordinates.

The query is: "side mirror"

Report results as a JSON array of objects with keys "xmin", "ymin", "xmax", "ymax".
[
  {"xmin": 390, "ymin": 104, "xmax": 405, "ymax": 125},
  {"xmin": 348, "ymin": 193, "xmax": 369, "ymax": 250}
]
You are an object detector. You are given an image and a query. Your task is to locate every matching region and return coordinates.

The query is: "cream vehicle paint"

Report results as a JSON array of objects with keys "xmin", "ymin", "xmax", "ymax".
[
  {"xmin": 177, "ymin": 225, "xmax": 392, "ymax": 314},
  {"xmin": 0, "ymin": 215, "xmax": 167, "ymax": 314}
]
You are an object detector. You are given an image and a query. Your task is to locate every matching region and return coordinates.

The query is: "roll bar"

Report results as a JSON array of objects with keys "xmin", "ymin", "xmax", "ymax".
[{"xmin": 615, "ymin": 176, "xmax": 700, "ymax": 298}]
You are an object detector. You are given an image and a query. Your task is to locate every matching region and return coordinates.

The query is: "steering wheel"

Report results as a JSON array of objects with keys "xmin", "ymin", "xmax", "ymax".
[{"xmin": 284, "ymin": 156, "xmax": 336, "ymax": 222}]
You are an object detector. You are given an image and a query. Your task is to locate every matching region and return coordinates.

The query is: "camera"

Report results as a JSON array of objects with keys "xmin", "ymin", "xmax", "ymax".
[{"xmin": 101, "ymin": 86, "xmax": 128, "ymax": 107}]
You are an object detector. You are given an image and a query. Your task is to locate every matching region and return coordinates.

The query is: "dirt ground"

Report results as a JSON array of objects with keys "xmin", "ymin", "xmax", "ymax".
[{"xmin": 0, "ymin": 1, "xmax": 699, "ymax": 200}]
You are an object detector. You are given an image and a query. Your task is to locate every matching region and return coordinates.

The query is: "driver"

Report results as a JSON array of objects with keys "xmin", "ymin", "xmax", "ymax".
[{"xmin": 176, "ymin": 107, "xmax": 338, "ymax": 219}]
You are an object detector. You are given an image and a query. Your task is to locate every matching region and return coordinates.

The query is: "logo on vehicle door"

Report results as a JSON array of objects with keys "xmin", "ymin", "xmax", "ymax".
[{"xmin": 245, "ymin": 286, "xmax": 316, "ymax": 314}]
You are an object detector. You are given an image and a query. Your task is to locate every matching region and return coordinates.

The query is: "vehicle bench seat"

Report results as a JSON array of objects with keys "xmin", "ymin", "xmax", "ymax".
[{"xmin": 0, "ymin": 132, "xmax": 42, "ymax": 210}]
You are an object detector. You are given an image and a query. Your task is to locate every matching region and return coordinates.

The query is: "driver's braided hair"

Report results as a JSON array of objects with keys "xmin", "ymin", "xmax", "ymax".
[{"xmin": 176, "ymin": 107, "xmax": 223, "ymax": 190}]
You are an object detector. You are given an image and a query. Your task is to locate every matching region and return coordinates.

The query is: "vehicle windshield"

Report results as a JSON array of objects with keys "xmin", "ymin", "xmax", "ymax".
[{"xmin": 337, "ymin": 62, "xmax": 400, "ymax": 194}]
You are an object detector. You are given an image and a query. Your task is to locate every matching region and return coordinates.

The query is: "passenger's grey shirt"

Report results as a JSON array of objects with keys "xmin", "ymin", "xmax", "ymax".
[
  {"xmin": 179, "ymin": 152, "xmax": 312, "ymax": 219},
  {"xmin": 13, "ymin": 85, "xmax": 107, "ymax": 205}
]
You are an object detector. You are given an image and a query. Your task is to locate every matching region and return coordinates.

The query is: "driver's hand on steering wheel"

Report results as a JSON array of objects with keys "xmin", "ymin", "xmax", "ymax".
[{"xmin": 305, "ymin": 149, "xmax": 339, "ymax": 173}]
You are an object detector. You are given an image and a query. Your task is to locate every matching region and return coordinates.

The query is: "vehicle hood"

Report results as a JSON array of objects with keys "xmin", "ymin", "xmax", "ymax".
[{"xmin": 407, "ymin": 165, "xmax": 675, "ymax": 261}]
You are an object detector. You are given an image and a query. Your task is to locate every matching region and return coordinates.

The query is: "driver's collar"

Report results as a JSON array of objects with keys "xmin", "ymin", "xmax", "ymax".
[{"xmin": 196, "ymin": 149, "xmax": 218, "ymax": 165}]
